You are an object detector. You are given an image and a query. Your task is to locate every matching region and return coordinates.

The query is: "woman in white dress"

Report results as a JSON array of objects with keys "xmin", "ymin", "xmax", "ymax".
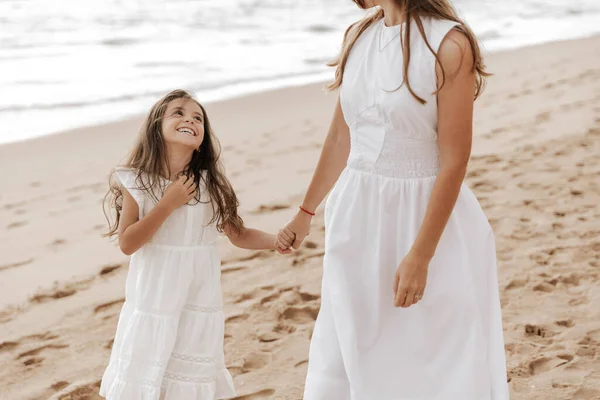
[{"xmin": 275, "ymin": 1, "xmax": 509, "ymax": 398}]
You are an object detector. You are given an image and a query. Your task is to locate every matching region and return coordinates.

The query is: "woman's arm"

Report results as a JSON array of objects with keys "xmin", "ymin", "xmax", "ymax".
[
  {"xmin": 393, "ymin": 29, "xmax": 476, "ymax": 308},
  {"xmin": 280, "ymin": 96, "xmax": 351, "ymax": 249},
  {"xmin": 409, "ymin": 29, "xmax": 475, "ymax": 261}
]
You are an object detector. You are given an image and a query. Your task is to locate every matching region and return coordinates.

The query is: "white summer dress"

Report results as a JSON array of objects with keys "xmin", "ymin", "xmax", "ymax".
[
  {"xmin": 303, "ymin": 18, "xmax": 509, "ymax": 400},
  {"xmin": 99, "ymin": 168, "xmax": 236, "ymax": 400}
]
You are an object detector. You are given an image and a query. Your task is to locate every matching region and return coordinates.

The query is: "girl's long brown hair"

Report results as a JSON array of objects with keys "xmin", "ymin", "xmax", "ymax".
[
  {"xmin": 328, "ymin": 0, "xmax": 489, "ymax": 103},
  {"xmin": 103, "ymin": 89, "xmax": 244, "ymax": 237}
]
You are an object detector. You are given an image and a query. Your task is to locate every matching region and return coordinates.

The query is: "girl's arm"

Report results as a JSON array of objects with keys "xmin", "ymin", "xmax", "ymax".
[
  {"xmin": 279, "ymin": 96, "xmax": 351, "ymax": 249},
  {"xmin": 118, "ymin": 176, "xmax": 196, "ymax": 255},
  {"xmin": 224, "ymin": 225, "xmax": 284, "ymax": 251}
]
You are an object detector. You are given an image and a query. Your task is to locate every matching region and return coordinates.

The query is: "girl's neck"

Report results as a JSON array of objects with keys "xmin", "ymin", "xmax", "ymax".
[
  {"xmin": 165, "ymin": 145, "xmax": 194, "ymax": 181},
  {"xmin": 379, "ymin": 1, "xmax": 407, "ymax": 27}
]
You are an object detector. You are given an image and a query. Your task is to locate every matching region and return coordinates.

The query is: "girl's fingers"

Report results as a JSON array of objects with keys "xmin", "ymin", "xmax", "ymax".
[
  {"xmin": 186, "ymin": 177, "xmax": 195, "ymax": 189},
  {"xmin": 278, "ymin": 233, "xmax": 294, "ymax": 248},
  {"xmin": 276, "ymin": 238, "xmax": 289, "ymax": 250},
  {"xmin": 280, "ymin": 228, "xmax": 295, "ymax": 243}
]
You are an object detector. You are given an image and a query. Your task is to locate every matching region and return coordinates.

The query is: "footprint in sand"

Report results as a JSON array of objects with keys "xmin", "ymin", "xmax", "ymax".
[
  {"xmin": 303, "ymin": 241, "xmax": 318, "ymax": 249},
  {"xmin": 533, "ymin": 282, "xmax": 555, "ymax": 293},
  {"xmin": 235, "ymin": 288, "xmax": 267, "ymax": 305},
  {"xmin": 30, "ymin": 277, "xmax": 96, "ymax": 304},
  {"xmin": 241, "ymin": 351, "xmax": 272, "ymax": 373},
  {"xmin": 525, "ymin": 324, "xmax": 556, "ymax": 338},
  {"xmin": 505, "ymin": 278, "xmax": 528, "ymax": 290},
  {"xmin": 25, "ymin": 331, "xmax": 60, "ymax": 341},
  {"xmin": 528, "ymin": 354, "xmax": 573, "ymax": 375},
  {"xmin": 66, "ymin": 195, "xmax": 81, "ymax": 203},
  {"xmin": 98, "ymin": 263, "xmax": 122, "ymax": 276},
  {"xmin": 225, "ymin": 312, "xmax": 249, "ymax": 324},
  {"xmin": 471, "ymin": 180, "xmax": 499, "ymax": 193},
  {"xmin": 94, "ymin": 298, "xmax": 125, "ymax": 314},
  {"xmin": 50, "ymin": 380, "xmax": 102, "ymax": 400},
  {"xmin": 7, "ymin": 220, "xmax": 27, "ymax": 229},
  {"xmin": 273, "ymin": 321, "xmax": 297, "ymax": 334},
  {"xmin": 49, "ymin": 238, "xmax": 67, "ymax": 248},
  {"xmin": 232, "ymin": 389, "xmax": 276, "ymax": 400},
  {"xmin": 222, "ymin": 265, "xmax": 248, "ymax": 274},
  {"xmin": 254, "ymin": 204, "xmax": 290, "ymax": 214},
  {"xmin": 0, "ymin": 258, "xmax": 34, "ymax": 272},
  {"xmin": 23, "ymin": 356, "xmax": 44, "ymax": 366},
  {"xmin": 0, "ymin": 341, "xmax": 19, "ymax": 352},
  {"xmin": 281, "ymin": 305, "xmax": 319, "ymax": 324},
  {"xmin": 50, "ymin": 381, "xmax": 69, "ymax": 391},
  {"xmin": 257, "ymin": 331, "xmax": 281, "ymax": 343},
  {"xmin": 17, "ymin": 343, "xmax": 69, "ymax": 359},
  {"xmin": 31, "ymin": 288, "xmax": 77, "ymax": 303},
  {"xmin": 555, "ymin": 319, "xmax": 575, "ymax": 328}
]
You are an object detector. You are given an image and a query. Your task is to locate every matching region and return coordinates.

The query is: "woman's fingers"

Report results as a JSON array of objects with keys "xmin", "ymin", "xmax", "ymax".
[{"xmin": 402, "ymin": 288, "xmax": 417, "ymax": 308}]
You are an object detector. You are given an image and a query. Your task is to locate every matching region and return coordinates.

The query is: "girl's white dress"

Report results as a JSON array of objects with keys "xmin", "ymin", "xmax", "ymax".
[
  {"xmin": 303, "ymin": 18, "xmax": 510, "ymax": 400},
  {"xmin": 99, "ymin": 168, "xmax": 235, "ymax": 400}
]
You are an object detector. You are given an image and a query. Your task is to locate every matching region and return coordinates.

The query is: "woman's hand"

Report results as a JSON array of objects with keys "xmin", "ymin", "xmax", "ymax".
[
  {"xmin": 276, "ymin": 210, "xmax": 312, "ymax": 252},
  {"xmin": 393, "ymin": 253, "xmax": 430, "ymax": 308},
  {"xmin": 161, "ymin": 175, "xmax": 196, "ymax": 212}
]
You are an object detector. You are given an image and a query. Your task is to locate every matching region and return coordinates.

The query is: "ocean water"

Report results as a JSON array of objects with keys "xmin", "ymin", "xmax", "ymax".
[{"xmin": 1, "ymin": 0, "xmax": 599, "ymax": 144}]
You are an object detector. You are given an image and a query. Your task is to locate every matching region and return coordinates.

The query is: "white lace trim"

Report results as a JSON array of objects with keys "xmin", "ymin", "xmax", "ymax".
[
  {"xmin": 134, "ymin": 304, "xmax": 221, "ymax": 316},
  {"xmin": 163, "ymin": 372, "xmax": 215, "ymax": 384},
  {"xmin": 184, "ymin": 304, "xmax": 221, "ymax": 313},
  {"xmin": 171, "ymin": 353, "xmax": 216, "ymax": 363},
  {"xmin": 347, "ymin": 137, "xmax": 440, "ymax": 179}
]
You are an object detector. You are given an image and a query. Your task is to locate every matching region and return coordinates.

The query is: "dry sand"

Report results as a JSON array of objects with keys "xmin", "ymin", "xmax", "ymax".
[{"xmin": 1, "ymin": 35, "xmax": 599, "ymax": 400}]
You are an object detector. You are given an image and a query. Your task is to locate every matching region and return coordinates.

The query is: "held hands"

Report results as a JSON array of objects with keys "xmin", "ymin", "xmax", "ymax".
[
  {"xmin": 275, "ymin": 208, "xmax": 313, "ymax": 254},
  {"xmin": 161, "ymin": 175, "xmax": 197, "ymax": 212},
  {"xmin": 393, "ymin": 252, "xmax": 430, "ymax": 308}
]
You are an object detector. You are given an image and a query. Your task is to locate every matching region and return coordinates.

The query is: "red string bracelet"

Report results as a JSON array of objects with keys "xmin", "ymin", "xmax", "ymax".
[{"xmin": 299, "ymin": 206, "xmax": 315, "ymax": 216}]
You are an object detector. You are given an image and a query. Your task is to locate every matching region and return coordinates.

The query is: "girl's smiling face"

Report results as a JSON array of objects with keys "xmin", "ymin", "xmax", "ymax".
[{"xmin": 161, "ymin": 98, "xmax": 205, "ymax": 150}]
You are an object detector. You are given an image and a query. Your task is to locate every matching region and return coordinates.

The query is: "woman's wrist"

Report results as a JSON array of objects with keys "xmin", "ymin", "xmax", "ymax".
[
  {"xmin": 299, "ymin": 205, "xmax": 315, "ymax": 217},
  {"xmin": 406, "ymin": 246, "xmax": 434, "ymax": 265}
]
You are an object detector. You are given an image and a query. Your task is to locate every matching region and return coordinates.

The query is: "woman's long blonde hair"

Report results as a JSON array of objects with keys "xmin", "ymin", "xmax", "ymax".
[
  {"xmin": 103, "ymin": 90, "xmax": 244, "ymax": 237},
  {"xmin": 328, "ymin": 0, "xmax": 489, "ymax": 103}
]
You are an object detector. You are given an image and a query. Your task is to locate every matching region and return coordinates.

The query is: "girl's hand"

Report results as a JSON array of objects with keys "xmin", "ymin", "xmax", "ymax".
[
  {"xmin": 275, "ymin": 227, "xmax": 295, "ymax": 254},
  {"xmin": 161, "ymin": 175, "xmax": 197, "ymax": 212},
  {"xmin": 393, "ymin": 253, "xmax": 429, "ymax": 308}
]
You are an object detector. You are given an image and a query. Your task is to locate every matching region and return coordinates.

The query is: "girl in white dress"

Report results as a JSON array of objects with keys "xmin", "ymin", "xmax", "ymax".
[
  {"xmin": 276, "ymin": 1, "xmax": 509, "ymax": 399},
  {"xmin": 100, "ymin": 89, "xmax": 292, "ymax": 400}
]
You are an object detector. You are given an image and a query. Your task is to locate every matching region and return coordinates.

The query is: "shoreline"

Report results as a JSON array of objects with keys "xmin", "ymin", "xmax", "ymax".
[{"xmin": 2, "ymin": 33, "xmax": 599, "ymax": 148}]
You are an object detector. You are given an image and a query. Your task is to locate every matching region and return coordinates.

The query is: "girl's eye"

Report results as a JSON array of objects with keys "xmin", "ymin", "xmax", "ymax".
[
  {"xmin": 175, "ymin": 110, "xmax": 183, "ymax": 115},
  {"xmin": 195, "ymin": 117, "xmax": 202, "ymax": 122}
]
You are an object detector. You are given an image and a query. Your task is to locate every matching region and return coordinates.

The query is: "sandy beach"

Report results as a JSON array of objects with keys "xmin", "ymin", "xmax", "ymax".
[{"xmin": 1, "ymin": 34, "xmax": 599, "ymax": 400}]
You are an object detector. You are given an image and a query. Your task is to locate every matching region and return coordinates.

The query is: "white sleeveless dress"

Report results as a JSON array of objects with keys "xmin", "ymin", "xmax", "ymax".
[
  {"xmin": 99, "ymin": 168, "xmax": 236, "ymax": 400},
  {"xmin": 303, "ymin": 18, "xmax": 509, "ymax": 400}
]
